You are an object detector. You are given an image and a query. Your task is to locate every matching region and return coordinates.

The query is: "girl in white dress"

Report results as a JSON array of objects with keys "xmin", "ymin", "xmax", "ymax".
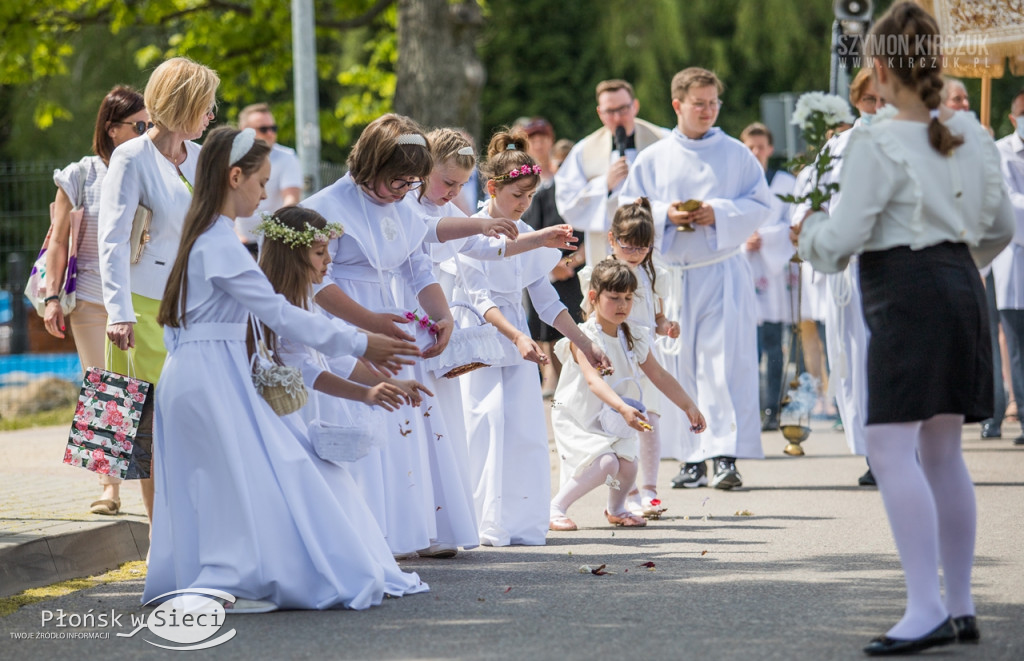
[
  {"xmin": 303, "ymin": 115, "xmax": 511, "ymax": 558},
  {"xmin": 147, "ymin": 126, "xmax": 426, "ymax": 613},
  {"xmin": 254, "ymin": 205, "xmax": 431, "ymax": 419},
  {"xmin": 579, "ymin": 198, "xmax": 680, "ymax": 518},
  {"xmin": 550, "ymin": 259, "xmax": 705, "ymax": 531},
  {"xmin": 399, "ymin": 129, "xmax": 579, "ymax": 555},
  {"xmin": 455, "ymin": 128, "xmax": 611, "ymax": 546}
]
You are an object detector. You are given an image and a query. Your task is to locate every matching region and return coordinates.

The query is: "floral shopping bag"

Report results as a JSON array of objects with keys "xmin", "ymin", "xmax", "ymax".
[{"xmin": 62, "ymin": 367, "xmax": 151, "ymax": 479}]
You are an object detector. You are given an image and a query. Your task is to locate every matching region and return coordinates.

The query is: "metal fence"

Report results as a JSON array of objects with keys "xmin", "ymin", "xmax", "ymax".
[{"xmin": 0, "ymin": 159, "xmax": 347, "ymax": 418}]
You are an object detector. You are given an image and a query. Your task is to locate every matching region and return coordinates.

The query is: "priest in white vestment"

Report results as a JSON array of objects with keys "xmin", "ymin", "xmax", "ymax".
[
  {"xmin": 620, "ymin": 67, "xmax": 771, "ymax": 489},
  {"xmin": 555, "ymin": 79, "xmax": 666, "ymax": 267}
]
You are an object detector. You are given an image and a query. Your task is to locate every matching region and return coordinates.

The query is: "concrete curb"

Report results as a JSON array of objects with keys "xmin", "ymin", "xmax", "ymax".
[{"xmin": 0, "ymin": 520, "xmax": 149, "ymax": 598}]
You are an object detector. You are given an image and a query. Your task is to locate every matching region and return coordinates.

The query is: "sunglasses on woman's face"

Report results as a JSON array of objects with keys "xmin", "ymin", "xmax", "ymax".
[{"xmin": 114, "ymin": 120, "xmax": 155, "ymax": 135}]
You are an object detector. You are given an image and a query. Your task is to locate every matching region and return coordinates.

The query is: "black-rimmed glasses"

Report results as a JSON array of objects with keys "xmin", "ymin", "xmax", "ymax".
[
  {"xmin": 390, "ymin": 178, "xmax": 423, "ymax": 192},
  {"xmin": 114, "ymin": 121, "xmax": 155, "ymax": 135}
]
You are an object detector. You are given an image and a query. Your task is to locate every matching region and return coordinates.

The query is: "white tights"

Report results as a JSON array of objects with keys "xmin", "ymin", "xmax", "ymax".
[
  {"xmin": 866, "ymin": 414, "xmax": 975, "ymax": 639},
  {"xmin": 551, "ymin": 453, "xmax": 638, "ymax": 519},
  {"xmin": 636, "ymin": 412, "xmax": 661, "ymax": 498}
]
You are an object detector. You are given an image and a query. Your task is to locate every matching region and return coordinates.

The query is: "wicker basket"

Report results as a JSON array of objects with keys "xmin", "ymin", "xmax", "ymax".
[{"xmin": 249, "ymin": 325, "xmax": 308, "ymax": 416}]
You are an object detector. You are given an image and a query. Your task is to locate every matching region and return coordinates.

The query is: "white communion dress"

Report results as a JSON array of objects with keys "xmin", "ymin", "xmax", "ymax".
[{"xmin": 144, "ymin": 216, "xmax": 427, "ymax": 610}]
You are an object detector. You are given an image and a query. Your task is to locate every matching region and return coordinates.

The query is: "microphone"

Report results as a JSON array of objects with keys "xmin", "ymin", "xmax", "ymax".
[{"xmin": 614, "ymin": 126, "xmax": 627, "ymax": 158}]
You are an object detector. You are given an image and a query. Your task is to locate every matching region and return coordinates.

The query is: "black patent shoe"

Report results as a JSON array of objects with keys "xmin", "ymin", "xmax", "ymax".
[
  {"xmin": 952, "ymin": 615, "xmax": 980, "ymax": 643},
  {"xmin": 863, "ymin": 617, "xmax": 956, "ymax": 656}
]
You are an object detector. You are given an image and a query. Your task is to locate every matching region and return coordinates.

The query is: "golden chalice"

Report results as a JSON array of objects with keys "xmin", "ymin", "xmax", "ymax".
[{"xmin": 674, "ymin": 199, "xmax": 700, "ymax": 232}]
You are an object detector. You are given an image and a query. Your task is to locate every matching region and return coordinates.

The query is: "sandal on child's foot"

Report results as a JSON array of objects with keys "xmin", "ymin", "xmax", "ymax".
[
  {"xmin": 549, "ymin": 516, "xmax": 578, "ymax": 531},
  {"xmin": 604, "ymin": 510, "xmax": 647, "ymax": 527}
]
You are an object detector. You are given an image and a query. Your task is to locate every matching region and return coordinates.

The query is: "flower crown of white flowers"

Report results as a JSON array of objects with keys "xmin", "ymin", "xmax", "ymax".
[{"xmin": 255, "ymin": 213, "xmax": 344, "ymax": 248}]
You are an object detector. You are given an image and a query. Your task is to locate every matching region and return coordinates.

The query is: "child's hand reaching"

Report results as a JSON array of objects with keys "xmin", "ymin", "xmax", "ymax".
[
  {"xmin": 619, "ymin": 405, "xmax": 651, "ymax": 433},
  {"xmin": 421, "ymin": 317, "xmax": 453, "ymax": 359},
  {"xmin": 388, "ymin": 378, "xmax": 434, "ymax": 406},
  {"xmin": 480, "ymin": 217, "xmax": 519, "ymax": 241},
  {"xmin": 535, "ymin": 224, "xmax": 579, "ymax": 251},
  {"xmin": 580, "ymin": 338, "xmax": 613, "ymax": 375},
  {"xmin": 514, "ymin": 333, "xmax": 548, "ymax": 365},
  {"xmin": 685, "ymin": 406, "xmax": 707, "ymax": 434},
  {"xmin": 655, "ymin": 317, "xmax": 680, "ymax": 338},
  {"xmin": 363, "ymin": 382, "xmax": 408, "ymax": 412}
]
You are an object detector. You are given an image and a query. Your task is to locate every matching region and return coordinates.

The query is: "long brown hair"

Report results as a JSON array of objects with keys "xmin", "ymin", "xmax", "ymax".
[
  {"xmin": 157, "ymin": 126, "xmax": 270, "ymax": 328},
  {"xmin": 865, "ymin": 2, "xmax": 964, "ymax": 155},
  {"xmin": 610, "ymin": 197, "xmax": 657, "ymax": 294},
  {"xmin": 254, "ymin": 206, "xmax": 330, "ymax": 356},
  {"xmin": 588, "ymin": 258, "xmax": 639, "ymax": 351}
]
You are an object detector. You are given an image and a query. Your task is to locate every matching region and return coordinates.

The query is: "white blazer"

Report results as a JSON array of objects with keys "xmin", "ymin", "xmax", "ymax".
[{"xmin": 98, "ymin": 134, "xmax": 201, "ymax": 323}]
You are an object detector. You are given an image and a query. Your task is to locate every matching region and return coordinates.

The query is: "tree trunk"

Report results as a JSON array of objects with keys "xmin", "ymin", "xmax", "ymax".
[{"xmin": 394, "ymin": 0, "xmax": 485, "ymax": 143}]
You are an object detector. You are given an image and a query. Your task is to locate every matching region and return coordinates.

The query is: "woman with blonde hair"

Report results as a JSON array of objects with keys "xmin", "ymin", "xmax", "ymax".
[{"xmin": 98, "ymin": 56, "xmax": 219, "ymax": 522}]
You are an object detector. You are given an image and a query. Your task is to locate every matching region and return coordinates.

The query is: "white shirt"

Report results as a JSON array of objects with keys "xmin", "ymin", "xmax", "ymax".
[
  {"xmin": 98, "ymin": 134, "xmax": 201, "ymax": 323},
  {"xmin": 991, "ymin": 132, "xmax": 1024, "ymax": 309},
  {"xmin": 54, "ymin": 156, "xmax": 105, "ymax": 304},
  {"xmin": 235, "ymin": 143, "xmax": 303, "ymax": 243},
  {"xmin": 799, "ymin": 113, "xmax": 1014, "ymax": 273}
]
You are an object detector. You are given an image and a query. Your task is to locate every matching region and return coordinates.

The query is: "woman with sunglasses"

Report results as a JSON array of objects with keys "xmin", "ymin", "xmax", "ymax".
[
  {"xmin": 98, "ymin": 57, "xmax": 219, "ymax": 527},
  {"xmin": 43, "ymin": 85, "xmax": 149, "ymax": 515}
]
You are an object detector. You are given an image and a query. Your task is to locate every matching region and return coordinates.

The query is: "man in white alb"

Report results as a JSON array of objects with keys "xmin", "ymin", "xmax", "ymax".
[
  {"xmin": 234, "ymin": 103, "xmax": 303, "ymax": 255},
  {"xmin": 555, "ymin": 79, "xmax": 666, "ymax": 267},
  {"xmin": 621, "ymin": 67, "xmax": 771, "ymax": 489}
]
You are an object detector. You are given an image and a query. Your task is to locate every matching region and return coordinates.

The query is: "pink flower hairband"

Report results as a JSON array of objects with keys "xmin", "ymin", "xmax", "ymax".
[{"xmin": 493, "ymin": 164, "xmax": 542, "ymax": 182}]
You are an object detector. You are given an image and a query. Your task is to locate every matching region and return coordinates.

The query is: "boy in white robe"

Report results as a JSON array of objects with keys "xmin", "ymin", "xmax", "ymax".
[{"xmin": 620, "ymin": 67, "xmax": 771, "ymax": 489}]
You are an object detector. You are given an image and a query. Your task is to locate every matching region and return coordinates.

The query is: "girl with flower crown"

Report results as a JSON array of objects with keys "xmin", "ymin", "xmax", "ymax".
[
  {"xmin": 302, "ymin": 114, "xmax": 512, "ymax": 559},
  {"xmin": 147, "ymin": 126, "xmax": 426, "ymax": 613},
  {"xmin": 453, "ymin": 128, "xmax": 612, "ymax": 546},
  {"xmin": 254, "ymin": 205, "xmax": 432, "ymax": 422}
]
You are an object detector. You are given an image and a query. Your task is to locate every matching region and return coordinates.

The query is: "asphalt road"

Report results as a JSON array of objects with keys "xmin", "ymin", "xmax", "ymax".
[{"xmin": 2, "ymin": 422, "xmax": 1022, "ymax": 661}]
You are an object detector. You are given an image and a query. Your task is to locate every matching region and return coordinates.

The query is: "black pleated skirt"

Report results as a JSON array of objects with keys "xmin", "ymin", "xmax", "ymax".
[{"xmin": 859, "ymin": 242, "xmax": 992, "ymax": 424}]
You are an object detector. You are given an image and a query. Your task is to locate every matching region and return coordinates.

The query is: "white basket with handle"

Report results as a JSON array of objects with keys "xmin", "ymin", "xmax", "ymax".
[{"xmin": 423, "ymin": 301, "xmax": 505, "ymax": 379}]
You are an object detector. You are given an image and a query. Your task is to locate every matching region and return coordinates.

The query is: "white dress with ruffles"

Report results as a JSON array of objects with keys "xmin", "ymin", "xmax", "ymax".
[{"xmin": 551, "ymin": 319, "xmax": 649, "ymax": 484}]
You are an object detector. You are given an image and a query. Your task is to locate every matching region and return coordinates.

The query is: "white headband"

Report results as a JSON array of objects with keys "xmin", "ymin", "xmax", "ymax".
[
  {"xmin": 457, "ymin": 146, "xmax": 475, "ymax": 156},
  {"xmin": 230, "ymin": 128, "xmax": 256, "ymax": 166},
  {"xmin": 396, "ymin": 134, "xmax": 426, "ymax": 147}
]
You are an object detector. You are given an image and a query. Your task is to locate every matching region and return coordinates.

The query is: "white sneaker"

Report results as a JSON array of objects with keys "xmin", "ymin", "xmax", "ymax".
[{"xmin": 417, "ymin": 543, "xmax": 458, "ymax": 559}]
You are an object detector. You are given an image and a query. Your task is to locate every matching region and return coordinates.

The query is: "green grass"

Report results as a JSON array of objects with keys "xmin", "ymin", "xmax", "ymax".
[{"xmin": 0, "ymin": 404, "xmax": 75, "ymax": 432}]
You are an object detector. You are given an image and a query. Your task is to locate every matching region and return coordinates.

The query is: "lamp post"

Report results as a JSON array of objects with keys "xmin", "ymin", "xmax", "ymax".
[{"xmin": 831, "ymin": 0, "xmax": 874, "ymax": 100}]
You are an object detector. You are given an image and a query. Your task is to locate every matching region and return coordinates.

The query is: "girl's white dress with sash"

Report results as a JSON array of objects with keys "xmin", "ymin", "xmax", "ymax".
[
  {"xmin": 145, "ymin": 216, "xmax": 426, "ymax": 609},
  {"xmin": 303, "ymin": 175, "xmax": 478, "ymax": 552},
  {"xmin": 551, "ymin": 318, "xmax": 649, "ymax": 482},
  {"xmin": 454, "ymin": 214, "xmax": 563, "ymax": 546}
]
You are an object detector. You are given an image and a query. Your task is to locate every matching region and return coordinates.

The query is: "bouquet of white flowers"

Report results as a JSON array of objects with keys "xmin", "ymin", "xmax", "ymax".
[{"xmin": 778, "ymin": 92, "xmax": 855, "ymax": 212}]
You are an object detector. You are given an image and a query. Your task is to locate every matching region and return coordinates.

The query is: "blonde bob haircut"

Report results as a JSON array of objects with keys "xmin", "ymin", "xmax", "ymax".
[
  {"xmin": 145, "ymin": 57, "xmax": 220, "ymax": 135},
  {"xmin": 671, "ymin": 67, "xmax": 724, "ymax": 101},
  {"xmin": 347, "ymin": 113, "xmax": 433, "ymax": 192}
]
